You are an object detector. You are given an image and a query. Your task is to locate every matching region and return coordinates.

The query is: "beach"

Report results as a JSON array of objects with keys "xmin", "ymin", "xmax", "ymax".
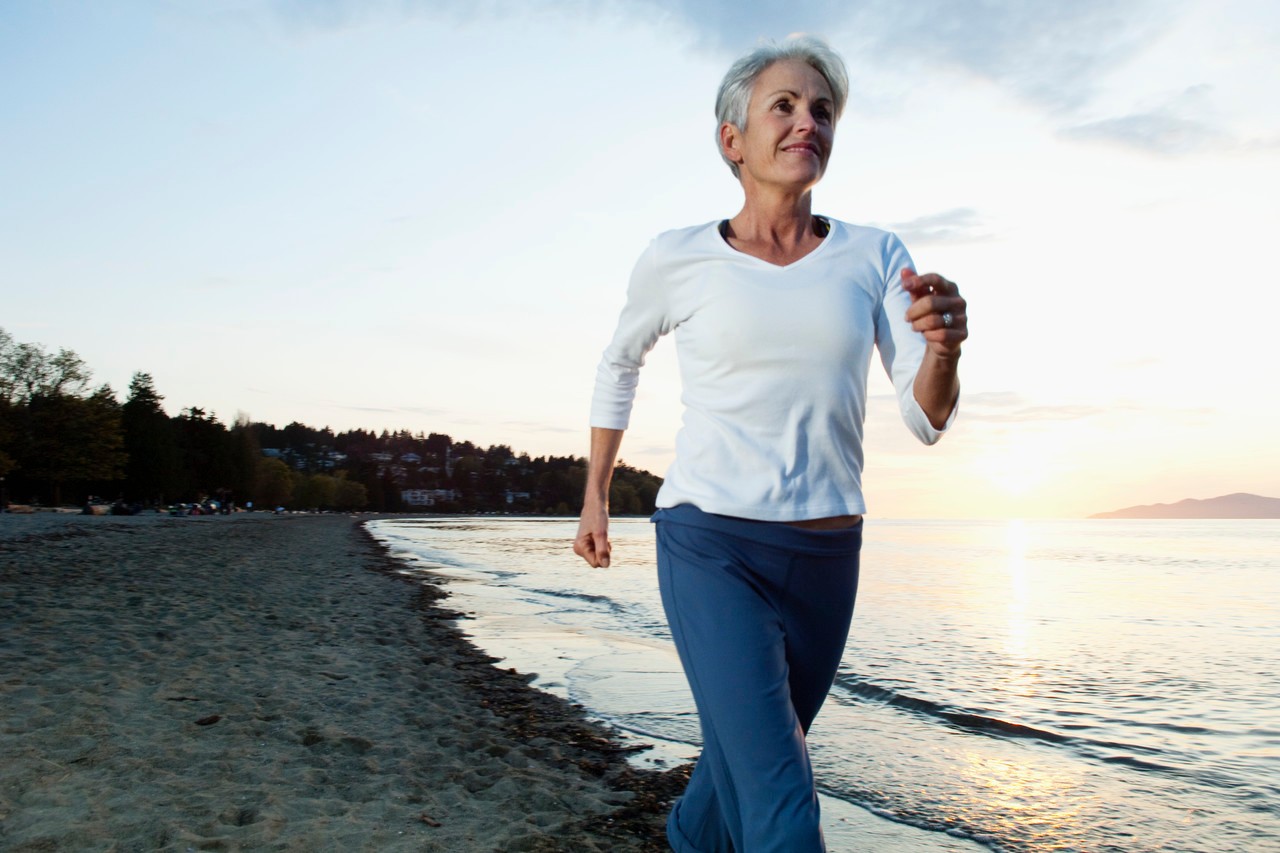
[
  {"xmin": 0, "ymin": 512, "xmax": 684, "ymax": 851},
  {"xmin": 6, "ymin": 513, "xmax": 1277, "ymax": 853}
]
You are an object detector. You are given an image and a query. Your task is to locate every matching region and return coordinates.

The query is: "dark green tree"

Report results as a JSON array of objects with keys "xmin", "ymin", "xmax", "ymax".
[
  {"xmin": 227, "ymin": 415, "xmax": 262, "ymax": 505},
  {"xmin": 0, "ymin": 398, "xmax": 15, "ymax": 482},
  {"xmin": 378, "ymin": 469, "xmax": 404, "ymax": 512},
  {"xmin": 121, "ymin": 372, "xmax": 180, "ymax": 505},
  {"xmin": 23, "ymin": 385, "xmax": 125, "ymax": 505},
  {"xmin": 0, "ymin": 336, "xmax": 89, "ymax": 406},
  {"xmin": 294, "ymin": 473, "xmax": 338, "ymax": 510},
  {"xmin": 174, "ymin": 407, "xmax": 235, "ymax": 501},
  {"xmin": 334, "ymin": 473, "xmax": 368, "ymax": 511},
  {"xmin": 256, "ymin": 457, "xmax": 294, "ymax": 508}
]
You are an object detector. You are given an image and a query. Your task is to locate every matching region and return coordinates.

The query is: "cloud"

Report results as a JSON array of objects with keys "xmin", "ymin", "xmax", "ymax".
[
  {"xmin": 644, "ymin": 0, "xmax": 1173, "ymax": 111},
  {"xmin": 870, "ymin": 391, "xmax": 1113, "ymax": 423},
  {"xmin": 309, "ymin": 402, "xmax": 450, "ymax": 419},
  {"xmin": 1060, "ymin": 85, "xmax": 1231, "ymax": 154},
  {"xmin": 635, "ymin": 0, "xmax": 1261, "ymax": 160},
  {"xmin": 335, "ymin": 405, "xmax": 399, "ymax": 414},
  {"xmin": 630, "ymin": 442, "xmax": 676, "ymax": 457},
  {"xmin": 1063, "ymin": 111, "xmax": 1220, "ymax": 153},
  {"xmin": 268, "ymin": 0, "xmax": 364, "ymax": 30},
  {"xmin": 906, "ymin": 391, "xmax": 1215, "ymax": 425},
  {"xmin": 265, "ymin": 0, "xmax": 1170, "ymax": 114},
  {"xmin": 261, "ymin": 0, "xmax": 1264, "ymax": 155},
  {"xmin": 396, "ymin": 405, "xmax": 450, "ymax": 417},
  {"xmin": 500, "ymin": 419, "xmax": 576, "ymax": 434},
  {"xmin": 873, "ymin": 1, "xmax": 1171, "ymax": 111},
  {"xmin": 964, "ymin": 403, "xmax": 1114, "ymax": 423},
  {"xmin": 640, "ymin": 0, "xmax": 848, "ymax": 53},
  {"xmin": 875, "ymin": 207, "xmax": 989, "ymax": 246},
  {"xmin": 266, "ymin": 0, "xmax": 670, "ymax": 37},
  {"xmin": 637, "ymin": 1, "xmax": 1275, "ymax": 155}
]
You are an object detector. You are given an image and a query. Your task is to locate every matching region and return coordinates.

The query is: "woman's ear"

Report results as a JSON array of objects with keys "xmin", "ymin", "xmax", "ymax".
[{"xmin": 720, "ymin": 122, "xmax": 744, "ymax": 166}]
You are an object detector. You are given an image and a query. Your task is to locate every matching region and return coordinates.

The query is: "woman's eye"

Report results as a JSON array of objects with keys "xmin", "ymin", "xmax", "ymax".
[
  {"xmin": 773, "ymin": 100, "xmax": 793, "ymax": 113},
  {"xmin": 814, "ymin": 106, "xmax": 832, "ymax": 122}
]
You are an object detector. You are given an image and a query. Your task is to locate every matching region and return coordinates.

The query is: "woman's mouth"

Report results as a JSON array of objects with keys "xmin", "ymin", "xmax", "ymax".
[{"xmin": 782, "ymin": 143, "xmax": 819, "ymax": 156}]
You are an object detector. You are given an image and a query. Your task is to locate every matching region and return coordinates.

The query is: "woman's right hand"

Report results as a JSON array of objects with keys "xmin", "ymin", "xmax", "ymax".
[{"xmin": 574, "ymin": 501, "xmax": 612, "ymax": 568}]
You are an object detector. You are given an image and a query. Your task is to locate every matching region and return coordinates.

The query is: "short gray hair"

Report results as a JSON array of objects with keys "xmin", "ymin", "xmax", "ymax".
[{"xmin": 714, "ymin": 35, "xmax": 850, "ymax": 178}]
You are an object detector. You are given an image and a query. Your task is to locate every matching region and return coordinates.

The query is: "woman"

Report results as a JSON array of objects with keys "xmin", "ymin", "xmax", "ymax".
[{"xmin": 574, "ymin": 35, "xmax": 966, "ymax": 852}]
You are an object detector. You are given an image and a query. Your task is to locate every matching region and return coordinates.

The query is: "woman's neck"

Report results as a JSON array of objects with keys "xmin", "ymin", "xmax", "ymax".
[
  {"xmin": 732, "ymin": 188, "xmax": 812, "ymax": 238},
  {"xmin": 724, "ymin": 190, "xmax": 823, "ymax": 266}
]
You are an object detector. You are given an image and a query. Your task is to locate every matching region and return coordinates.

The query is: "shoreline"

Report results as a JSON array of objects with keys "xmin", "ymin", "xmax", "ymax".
[
  {"xmin": 355, "ymin": 517, "xmax": 692, "ymax": 848},
  {"xmin": 368, "ymin": 516, "xmax": 990, "ymax": 853},
  {"xmin": 0, "ymin": 512, "xmax": 685, "ymax": 850}
]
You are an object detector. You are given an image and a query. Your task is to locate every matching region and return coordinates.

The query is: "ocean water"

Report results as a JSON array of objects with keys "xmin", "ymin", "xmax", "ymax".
[{"xmin": 368, "ymin": 517, "xmax": 1280, "ymax": 853}]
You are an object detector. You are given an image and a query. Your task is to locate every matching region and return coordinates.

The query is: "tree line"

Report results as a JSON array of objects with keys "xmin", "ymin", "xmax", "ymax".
[{"xmin": 0, "ymin": 328, "xmax": 662, "ymax": 515}]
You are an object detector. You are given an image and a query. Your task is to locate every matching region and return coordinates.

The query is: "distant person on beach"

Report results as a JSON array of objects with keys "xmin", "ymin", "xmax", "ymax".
[{"xmin": 574, "ymin": 35, "xmax": 967, "ymax": 851}]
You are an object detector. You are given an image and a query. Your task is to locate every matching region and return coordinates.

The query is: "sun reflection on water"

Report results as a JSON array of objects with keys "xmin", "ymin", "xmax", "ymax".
[
  {"xmin": 1005, "ymin": 519, "xmax": 1031, "ymax": 657},
  {"xmin": 960, "ymin": 749, "xmax": 1094, "ymax": 849}
]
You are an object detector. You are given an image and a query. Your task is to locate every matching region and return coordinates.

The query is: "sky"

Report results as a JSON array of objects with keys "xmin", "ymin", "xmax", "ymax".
[{"xmin": 3, "ymin": 0, "xmax": 1278, "ymax": 518}]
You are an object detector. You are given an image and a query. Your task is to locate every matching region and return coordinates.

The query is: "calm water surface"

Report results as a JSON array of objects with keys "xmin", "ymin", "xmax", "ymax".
[{"xmin": 368, "ymin": 517, "xmax": 1280, "ymax": 853}]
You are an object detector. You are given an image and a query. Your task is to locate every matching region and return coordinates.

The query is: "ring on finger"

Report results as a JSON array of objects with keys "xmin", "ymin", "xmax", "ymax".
[{"xmin": 941, "ymin": 311, "xmax": 954, "ymax": 329}]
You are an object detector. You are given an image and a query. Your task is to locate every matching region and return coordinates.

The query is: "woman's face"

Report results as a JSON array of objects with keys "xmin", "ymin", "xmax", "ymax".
[{"xmin": 725, "ymin": 59, "xmax": 835, "ymax": 193}]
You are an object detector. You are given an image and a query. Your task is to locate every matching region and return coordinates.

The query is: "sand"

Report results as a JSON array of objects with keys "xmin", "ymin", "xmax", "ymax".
[{"xmin": 0, "ymin": 512, "xmax": 685, "ymax": 851}]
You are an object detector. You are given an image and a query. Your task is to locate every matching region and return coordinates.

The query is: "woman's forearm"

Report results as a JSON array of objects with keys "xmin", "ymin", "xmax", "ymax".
[
  {"xmin": 913, "ymin": 350, "xmax": 961, "ymax": 431},
  {"xmin": 583, "ymin": 427, "xmax": 625, "ymax": 506}
]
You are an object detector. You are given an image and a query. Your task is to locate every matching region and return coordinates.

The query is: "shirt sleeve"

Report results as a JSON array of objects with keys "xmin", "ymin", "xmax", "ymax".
[
  {"xmin": 589, "ymin": 240, "xmax": 671, "ymax": 430},
  {"xmin": 874, "ymin": 233, "xmax": 958, "ymax": 445}
]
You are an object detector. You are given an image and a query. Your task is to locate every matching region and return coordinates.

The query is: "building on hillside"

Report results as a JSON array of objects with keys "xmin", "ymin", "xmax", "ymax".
[
  {"xmin": 401, "ymin": 488, "xmax": 458, "ymax": 508},
  {"xmin": 319, "ymin": 450, "xmax": 347, "ymax": 469}
]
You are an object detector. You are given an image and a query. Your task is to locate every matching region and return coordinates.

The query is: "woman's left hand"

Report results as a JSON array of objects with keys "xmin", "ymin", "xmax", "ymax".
[{"xmin": 902, "ymin": 269, "xmax": 967, "ymax": 359}]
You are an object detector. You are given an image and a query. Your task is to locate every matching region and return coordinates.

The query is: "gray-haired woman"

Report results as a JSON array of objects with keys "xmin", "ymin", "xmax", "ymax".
[{"xmin": 575, "ymin": 35, "xmax": 966, "ymax": 852}]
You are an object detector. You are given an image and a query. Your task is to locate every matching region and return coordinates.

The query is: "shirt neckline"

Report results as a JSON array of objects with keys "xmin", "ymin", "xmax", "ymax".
[{"xmin": 714, "ymin": 216, "xmax": 836, "ymax": 270}]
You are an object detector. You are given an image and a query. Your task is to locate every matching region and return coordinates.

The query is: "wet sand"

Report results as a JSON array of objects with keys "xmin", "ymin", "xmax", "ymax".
[{"xmin": 0, "ymin": 512, "xmax": 686, "ymax": 851}]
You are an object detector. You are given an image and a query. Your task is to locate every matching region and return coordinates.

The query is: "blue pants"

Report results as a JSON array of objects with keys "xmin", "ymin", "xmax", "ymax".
[{"xmin": 653, "ymin": 504, "xmax": 862, "ymax": 853}]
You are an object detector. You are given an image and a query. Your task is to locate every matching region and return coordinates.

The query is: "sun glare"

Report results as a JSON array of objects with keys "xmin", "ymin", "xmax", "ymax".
[{"xmin": 977, "ymin": 438, "xmax": 1054, "ymax": 499}]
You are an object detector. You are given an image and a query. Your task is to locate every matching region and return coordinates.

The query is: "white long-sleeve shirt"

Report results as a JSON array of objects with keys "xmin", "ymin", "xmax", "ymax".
[{"xmin": 590, "ymin": 218, "xmax": 956, "ymax": 520}]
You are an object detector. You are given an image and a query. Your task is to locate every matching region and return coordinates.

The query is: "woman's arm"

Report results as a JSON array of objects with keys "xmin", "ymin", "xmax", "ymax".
[
  {"xmin": 578, "ymin": 239, "xmax": 670, "ymax": 566},
  {"xmin": 902, "ymin": 269, "xmax": 966, "ymax": 430},
  {"xmin": 573, "ymin": 427, "xmax": 625, "ymax": 568}
]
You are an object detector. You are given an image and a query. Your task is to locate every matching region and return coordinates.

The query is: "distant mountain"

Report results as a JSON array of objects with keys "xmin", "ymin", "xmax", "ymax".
[{"xmin": 1090, "ymin": 493, "xmax": 1280, "ymax": 519}]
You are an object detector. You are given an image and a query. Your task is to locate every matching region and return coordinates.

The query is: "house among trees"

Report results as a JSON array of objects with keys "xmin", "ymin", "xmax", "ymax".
[{"xmin": 401, "ymin": 488, "xmax": 458, "ymax": 508}]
